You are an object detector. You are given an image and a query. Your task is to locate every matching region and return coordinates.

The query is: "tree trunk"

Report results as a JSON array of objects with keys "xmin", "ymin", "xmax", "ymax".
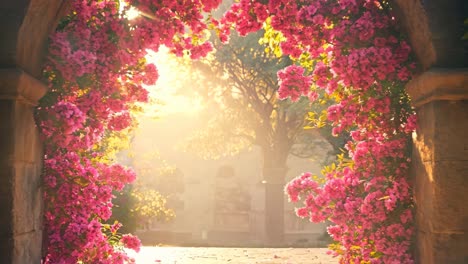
[{"xmin": 262, "ymin": 150, "xmax": 289, "ymax": 246}]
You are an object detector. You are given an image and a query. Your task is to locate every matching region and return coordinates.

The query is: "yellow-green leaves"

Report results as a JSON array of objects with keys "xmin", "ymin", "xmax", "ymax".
[
  {"xmin": 305, "ymin": 109, "xmax": 328, "ymax": 129},
  {"xmin": 259, "ymin": 17, "xmax": 285, "ymax": 58}
]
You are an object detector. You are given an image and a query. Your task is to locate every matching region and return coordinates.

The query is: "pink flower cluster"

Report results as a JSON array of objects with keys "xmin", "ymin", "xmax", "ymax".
[
  {"xmin": 42, "ymin": 152, "xmax": 137, "ymax": 263},
  {"xmin": 277, "ymin": 65, "xmax": 313, "ymax": 102},
  {"xmin": 39, "ymin": 0, "xmax": 222, "ymax": 262},
  {"xmin": 38, "ymin": 102, "xmax": 86, "ymax": 148},
  {"xmin": 121, "ymin": 234, "xmax": 142, "ymax": 253},
  {"xmin": 220, "ymin": 0, "xmax": 417, "ymax": 263}
]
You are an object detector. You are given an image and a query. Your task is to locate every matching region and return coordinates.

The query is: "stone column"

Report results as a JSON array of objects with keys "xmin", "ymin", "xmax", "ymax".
[
  {"xmin": 407, "ymin": 69, "xmax": 468, "ymax": 264},
  {"xmin": 0, "ymin": 68, "xmax": 47, "ymax": 263}
]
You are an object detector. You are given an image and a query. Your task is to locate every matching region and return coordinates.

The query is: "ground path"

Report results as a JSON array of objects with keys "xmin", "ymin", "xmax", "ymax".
[{"xmin": 128, "ymin": 247, "xmax": 338, "ymax": 264}]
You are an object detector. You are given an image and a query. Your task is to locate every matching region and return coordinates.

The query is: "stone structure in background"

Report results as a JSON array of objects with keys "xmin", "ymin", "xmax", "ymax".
[
  {"xmin": 132, "ymin": 115, "xmax": 331, "ymax": 246},
  {"xmin": 213, "ymin": 165, "xmax": 251, "ymax": 233}
]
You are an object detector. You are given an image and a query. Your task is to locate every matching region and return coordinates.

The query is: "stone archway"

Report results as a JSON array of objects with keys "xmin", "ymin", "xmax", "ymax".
[
  {"xmin": 0, "ymin": 1, "xmax": 466, "ymax": 263},
  {"xmin": 0, "ymin": 1, "xmax": 68, "ymax": 263},
  {"xmin": 394, "ymin": 1, "xmax": 468, "ymax": 263}
]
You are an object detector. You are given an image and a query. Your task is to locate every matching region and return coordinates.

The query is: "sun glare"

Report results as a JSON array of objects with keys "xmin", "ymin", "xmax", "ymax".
[
  {"xmin": 139, "ymin": 48, "xmax": 204, "ymax": 117},
  {"xmin": 126, "ymin": 6, "xmax": 140, "ymax": 20},
  {"xmin": 119, "ymin": 1, "xmax": 140, "ymax": 20}
]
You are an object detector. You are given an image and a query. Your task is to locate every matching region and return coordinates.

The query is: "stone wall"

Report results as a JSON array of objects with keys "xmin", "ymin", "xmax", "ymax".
[
  {"xmin": 0, "ymin": 69, "xmax": 47, "ymax": 263},
  {"xmin": 408, "ymin": 69, "xmax": 468, "ymax": 264},
  {"xmin": 0, "ymin": 1, "xmax": 68, "ymax": 263},
  {"xmin": 394, "ymin": 0, "xmax": 468, "ymax": 71},
  {"xmin": 394, "ymin": 0, "xmax": 468, "ymax": 262}
]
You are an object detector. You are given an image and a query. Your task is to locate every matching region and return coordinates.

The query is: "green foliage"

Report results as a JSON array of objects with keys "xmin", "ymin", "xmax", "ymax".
[
  {"xmin": 110, "ymin": 184, "xmax": 175, "ymax": 232},
  {"xmin": 110, "ymin": 150, "xmax": 179, "ymax": 232},
  {"xmin": 129, "ymin": 151, "xmax": 184, "ymax": 224},
  {"xmin": 110, "ymin": 186, "xmax": 138, "ymax": 233},
  {"xmin": 260, "ymin": 23, "xmax": 348, "ymax": 158},
  {"xmin": 130, "ymin": 185, "xmax": 175, "ymax": 226},
  {"xmin": 93, "ymin": 128, "xmax": 134, "ymax": 164},
  {"xmin": 180, "ymin": 30, "xmax": 334, "ymax": 164}
]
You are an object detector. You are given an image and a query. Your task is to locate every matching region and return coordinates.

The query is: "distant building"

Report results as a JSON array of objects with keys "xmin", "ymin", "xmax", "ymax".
[{"xmin": 131, "ymin": 113, "xmax": 332, "ymax": 246}]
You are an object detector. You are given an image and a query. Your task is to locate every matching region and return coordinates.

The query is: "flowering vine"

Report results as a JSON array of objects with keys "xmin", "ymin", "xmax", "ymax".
[
  {"xmin": 38, "ymin": 0, "xmax": 221, "ymax": 262},
  {"xmin": 221, "ymin": 0, "xmax": 416, "ymax": 263},
  {"xmin": 39, "ymin": 0, "xmax": 417, "ymax": 263}
]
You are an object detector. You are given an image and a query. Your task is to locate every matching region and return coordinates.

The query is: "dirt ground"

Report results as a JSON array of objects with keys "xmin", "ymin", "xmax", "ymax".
[{"xmin": 128, "ymin": 247, "xmax": 338, "ymax": 264}]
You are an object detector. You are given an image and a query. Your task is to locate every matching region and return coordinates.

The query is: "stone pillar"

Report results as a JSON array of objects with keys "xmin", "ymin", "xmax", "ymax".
[
  {"xmin": 0, "ymin": 68, "xmax": 47, "ymax": 263},
  {"xmin": 407, "ymin": 69, "xmax": 468, "ymax": 264},
  {"xmin": 263, "ymin": 167, "xmax": 287, "ymax": 246}
]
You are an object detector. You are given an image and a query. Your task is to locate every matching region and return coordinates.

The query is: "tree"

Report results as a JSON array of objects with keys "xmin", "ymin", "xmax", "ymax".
[
  {"xmin": 181, "ymin": 30, "xmax": 334, "ymax": 244},
  {"xmin": 222, "ymin": 1, "xmax": 416, "ymax": 262}
]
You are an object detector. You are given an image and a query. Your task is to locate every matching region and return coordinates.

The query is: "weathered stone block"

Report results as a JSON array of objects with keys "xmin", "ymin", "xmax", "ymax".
[
  {"xmin": 409, "ymin": 69, "xmax": 468, "ymax": 264},
  {"xmin": 412, "ymin": 102, "xmax": 435, "ymax": 163},
  {"xmin": 410, "ymin": 71, "xmax": 468, "ymax": 163},
  {"xmin": 412, "ymin": 154, "xmax": 433, "ymax": 233},
  {"xmin": 417, "ymin": 231, "xmax": 468, "ymax": 264},
  {"xmin": 0, "ymin": 70, "xmax": 47, "ymax": 264},
  {"xmin": 13, "ymin": 102, "xmax": 42, "ymax": 163},
  {"xmin": 13, "ymin": 163, "xmax": 43, "ymax": 235},
  {"xmin": 13, "ymin": 231, "xmax": 42, "ymax": 264},
  {"xmin": 415, "ymin": 160, "xmax": 468, "ymax": 232},
  {"xmin": 431, "ymin": 161, "xmax": 468, "ymax": 232},
  {"xmin": 413, "ymin": 113, "xmax": 468, "ymax": 263},
  {"xmin": 432, "ymin": 101, "xmax": 468, "ymax": 162}
]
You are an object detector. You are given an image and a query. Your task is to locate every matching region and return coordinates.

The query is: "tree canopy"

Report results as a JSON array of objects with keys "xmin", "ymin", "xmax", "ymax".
[{"xmin": 183, "ymin": 31, "xmax": 335, "ymax": 165}]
